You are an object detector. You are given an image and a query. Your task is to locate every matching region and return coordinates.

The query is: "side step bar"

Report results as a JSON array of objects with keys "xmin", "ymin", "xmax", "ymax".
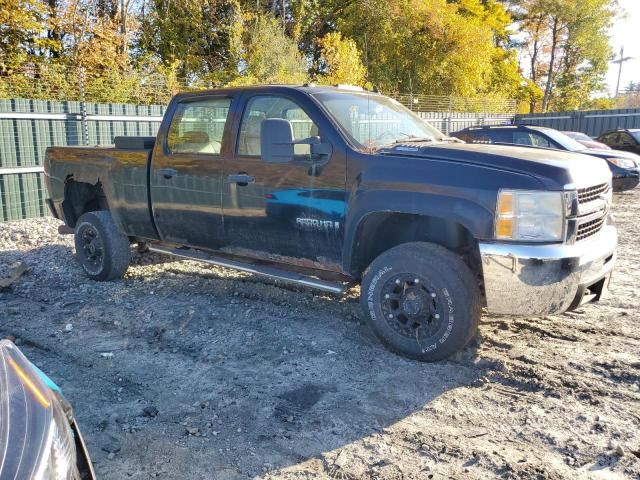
[{"xmin": 148, "ymin": 245, "xmax": 346, "ymax": 294}]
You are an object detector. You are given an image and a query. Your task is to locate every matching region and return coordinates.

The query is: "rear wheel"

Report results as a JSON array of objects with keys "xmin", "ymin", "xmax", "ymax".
[
  {"xmin": 74, "ymin": 211, "xmax": 130, "ymax": 281},
  {"xmin": 360, "ymin": 242, "xmax": 481, "ymax": 361}
]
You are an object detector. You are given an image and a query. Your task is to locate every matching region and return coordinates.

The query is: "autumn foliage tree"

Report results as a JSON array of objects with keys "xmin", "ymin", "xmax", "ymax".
[
  {"xmin": 513, "ymin": 0, "xmax": 615, "ymax": 112},
  {"xmin": 230, "ymin": 14, "xmax": 307, "ymax": 85},
  {"xmin": 0, "ymin": 0, "xmax": 619, "ymax": 109},
  {"xmin": 314, "ymin": 32, "xmax": 368, "ymax": 87}
]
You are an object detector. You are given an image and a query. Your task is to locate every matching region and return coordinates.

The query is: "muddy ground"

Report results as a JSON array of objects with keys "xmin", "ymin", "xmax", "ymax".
[{"xmin": 1, "ymin": 190, "xmax": 639, "ymax": 480}]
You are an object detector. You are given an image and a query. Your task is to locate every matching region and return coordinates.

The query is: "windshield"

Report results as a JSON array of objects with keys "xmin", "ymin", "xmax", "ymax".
[
  {"xmin": 540, "ymin": 128, "xmax": 588, "ymax": 152},
  {"xmin": 631, "ymin": 130, "xmax": 640, "ymax": 142},
  {"xmin": 312, "ymin": 91, "xmax": 445, "ymax": 150}
]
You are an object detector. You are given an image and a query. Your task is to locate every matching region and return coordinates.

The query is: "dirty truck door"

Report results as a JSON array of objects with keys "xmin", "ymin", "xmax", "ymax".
[
  {"xmin": 222, "ymin": 93, "xmax": 346, "ymax": 271},
  {"xmin": 150, "ymin": 96, "xmax": 233, "ymax": 248}
]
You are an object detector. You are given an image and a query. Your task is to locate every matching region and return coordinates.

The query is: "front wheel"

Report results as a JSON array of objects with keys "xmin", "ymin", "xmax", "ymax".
[
  {"xmin": 360, "ymin": 242, "xmax": 481, "ymax": 361},
  {"xmin": 74, "ymin": 211, "xmax": 130, "ymax": 281}
]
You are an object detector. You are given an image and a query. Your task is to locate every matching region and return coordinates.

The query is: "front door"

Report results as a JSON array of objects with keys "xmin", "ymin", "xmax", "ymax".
[
  {"xmin": 221, "ymin": 94, "xmax": 347, "ymax": 271},
  {"xmin": 150, "ymin": 95, "xmax": 233, "ymax": 249}
]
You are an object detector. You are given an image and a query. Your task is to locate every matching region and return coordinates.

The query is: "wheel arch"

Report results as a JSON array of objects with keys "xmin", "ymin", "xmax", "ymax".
[
  {"xmin": 347, "ymin": 211, "xmax": 482, "ymax": 277},
  {"xmin": 62, "ymin": 178, "xmax": 110, "ymax": 228},
  {"xmin": 343, "ymin": 192, "xmax": 493, "ymax": 278}
]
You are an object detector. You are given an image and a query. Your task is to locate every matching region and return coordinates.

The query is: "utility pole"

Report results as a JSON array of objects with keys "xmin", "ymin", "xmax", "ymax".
[{"xmin": 613, "ymin": 46, "xmax": 634, "ymax": 97}]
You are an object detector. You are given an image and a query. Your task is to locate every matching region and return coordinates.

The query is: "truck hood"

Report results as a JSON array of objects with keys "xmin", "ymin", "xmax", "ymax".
[{"xmin": 380, "ymin": 142, "xmax": 612, "ymax": 189}]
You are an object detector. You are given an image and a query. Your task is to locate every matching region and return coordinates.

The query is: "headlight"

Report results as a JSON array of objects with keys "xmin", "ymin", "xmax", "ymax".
[
  {"xmin": 607, "ymin": 157, "xmax": 636, "ymax": 169},
  {"xmin": 495, "ymin": 189, "xmax": 564, "ymax": 242},
  {"xmin": 37, "ymin": 398, "xmax": 80, "ymax": 480},
  {"xmin": 0, "ymin": 340, "xmax": 80, "ymax": 480}
]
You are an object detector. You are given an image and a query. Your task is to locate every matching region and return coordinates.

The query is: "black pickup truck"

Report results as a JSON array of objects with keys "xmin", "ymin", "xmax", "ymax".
[{"xmin": 45, "ymin": 85, "xmax": 617, "ymax": 361}]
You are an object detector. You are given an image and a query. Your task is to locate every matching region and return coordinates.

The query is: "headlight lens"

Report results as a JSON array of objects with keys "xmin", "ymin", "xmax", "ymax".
[
  {"xmin": 607, "ymin": 157, "xmax": 636, "ymax": 169},
  {"xmin": 495, "ymin": 190, "xmax": 564, "ymax": 242},
  {"xmin": 0, "ymin": 340, "xmax": 80, "ymax": 480},
  {"xmin": 37, "ymin": 398, "xmax": 80, "ymax": 480}
]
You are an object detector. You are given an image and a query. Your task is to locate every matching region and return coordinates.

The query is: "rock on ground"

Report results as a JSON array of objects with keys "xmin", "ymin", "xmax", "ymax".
[{"xmin": 1, "ymin": 190, "xmax": 639, "ymax": 479}]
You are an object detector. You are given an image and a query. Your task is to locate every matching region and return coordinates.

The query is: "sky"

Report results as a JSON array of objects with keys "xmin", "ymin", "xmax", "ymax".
[{"xmin": 606, "ymin": 0, "xmax": 640, "ymax": 95}]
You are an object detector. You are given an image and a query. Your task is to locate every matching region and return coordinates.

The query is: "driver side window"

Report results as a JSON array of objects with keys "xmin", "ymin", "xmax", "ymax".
[{"xmin": 237, "ymin": 96, "xmax": 317, "ymax": 157}]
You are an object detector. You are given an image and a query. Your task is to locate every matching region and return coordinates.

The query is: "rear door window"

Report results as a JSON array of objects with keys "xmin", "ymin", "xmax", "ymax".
[{"xmin": 167, "ymin": 97, "xmax": 231, "ymax": 155}]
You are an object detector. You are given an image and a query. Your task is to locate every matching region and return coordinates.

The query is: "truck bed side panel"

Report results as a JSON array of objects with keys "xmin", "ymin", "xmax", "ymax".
[{"xmin": 45, "ymin": 146, "xmax": 158, "ymax": 240}]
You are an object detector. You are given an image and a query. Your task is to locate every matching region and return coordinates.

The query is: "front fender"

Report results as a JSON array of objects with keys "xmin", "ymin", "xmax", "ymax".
[{"xmin": 342, "ymin": 189, "xmax": 495, "ymax": 273}]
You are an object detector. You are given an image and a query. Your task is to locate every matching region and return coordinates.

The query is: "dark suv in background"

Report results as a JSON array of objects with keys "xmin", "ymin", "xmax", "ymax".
[
  {"xmin": 597, "ymin": 129, "xmax": 640, "ymax": 155},
  {"xmin": 453, "ymin": 125, "xmax": 640, "ymax": 191}
]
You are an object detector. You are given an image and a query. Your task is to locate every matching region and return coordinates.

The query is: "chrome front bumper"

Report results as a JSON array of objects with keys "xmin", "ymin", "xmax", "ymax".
[{"xmin": 479, "ymin": 224, "xmax": 617, "ymax": 316}]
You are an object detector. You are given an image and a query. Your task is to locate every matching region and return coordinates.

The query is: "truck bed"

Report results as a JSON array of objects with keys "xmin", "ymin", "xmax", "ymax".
[{"xmin": 45, "ymin": 142, "xmax": 159, "ymax": 240}]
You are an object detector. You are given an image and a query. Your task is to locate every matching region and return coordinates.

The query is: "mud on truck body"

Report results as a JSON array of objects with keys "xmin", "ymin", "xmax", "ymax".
[{"xmin": 44, "ymin": 85, "xmax": 617, "ymax": 361}]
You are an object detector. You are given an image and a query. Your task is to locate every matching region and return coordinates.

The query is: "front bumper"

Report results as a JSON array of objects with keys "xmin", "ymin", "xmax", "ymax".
[{"xmin": 479, "ymin": 224, "xmax": 617, "ymax": 316}]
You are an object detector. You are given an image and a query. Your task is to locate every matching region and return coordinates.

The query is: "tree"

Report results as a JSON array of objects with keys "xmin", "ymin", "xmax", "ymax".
[
  {"xmin": 139, "ymin": 0, "xmax": 243, "ymax": 82},
  {"xmin": 314, "ymin": 32, "xmax": 367, "ymax": 86},
  {"xmin": 335, "ymin": 0, "xmax": 523, "ymax": 98},
  {"xmin": 513, "ymin": 0, "xmax": 615, "ymax": 112},
  {"xmin": 0, "ymin": 0, "xmax": 55, "ymax": 74},
  {"xmin": 231, "ymin": 14, "xmax": 307, "ymax": 85},
  {"xmin": 2, "ymin": 0, "xmax": 536, "ymax": 104}
]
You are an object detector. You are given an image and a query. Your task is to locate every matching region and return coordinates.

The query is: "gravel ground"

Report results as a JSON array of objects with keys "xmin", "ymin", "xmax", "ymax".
[{"xmin": 1, "ymin": 190, "xmax": 639, "ymax": 480}]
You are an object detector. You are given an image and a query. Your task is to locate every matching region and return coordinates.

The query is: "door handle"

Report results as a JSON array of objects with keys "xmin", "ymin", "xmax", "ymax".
[
  {"xmin": 227, "ymin": 173, "xmax": 255, "ymax": 186},
  {"xmin": 158, "ymin": 168, "xmax": 178, "ymax": 179}
]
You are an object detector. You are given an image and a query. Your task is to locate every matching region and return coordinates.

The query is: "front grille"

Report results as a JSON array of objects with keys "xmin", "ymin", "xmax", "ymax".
[
  {"xmin": 578, "ymin": 183, "xmax": 609, "ymax": 204},
  {"xmin": 574, "ymin": 182, "xmax": 610, "ymax": 241},
  {"xmin": 576, "ymin": 215, "xmax": 606, "ymax": 241}
]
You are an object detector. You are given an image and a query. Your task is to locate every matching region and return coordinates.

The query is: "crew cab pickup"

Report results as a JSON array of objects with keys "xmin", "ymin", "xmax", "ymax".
[{"xmin": 45, "ymin": 85, "xmax": 617, "ymax": 361}]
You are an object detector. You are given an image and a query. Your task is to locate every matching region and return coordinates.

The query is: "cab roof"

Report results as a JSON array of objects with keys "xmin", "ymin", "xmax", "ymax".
[
  {"xmin": 173, "ymin": 84, "xmax": 378, "ymax": 99},
  {"xmin": 462, "ymin": 124, "xmax": 553, "ymax": 132}
]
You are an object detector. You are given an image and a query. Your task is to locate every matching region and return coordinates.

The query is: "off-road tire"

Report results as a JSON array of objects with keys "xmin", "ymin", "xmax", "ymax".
[
  {"xmin": 360, "ymin": 242, "xmax": 481, "ymax": 361},
  {"xmin": 74, "ymin": 211, "xmax": 130, "ymax": 281}
]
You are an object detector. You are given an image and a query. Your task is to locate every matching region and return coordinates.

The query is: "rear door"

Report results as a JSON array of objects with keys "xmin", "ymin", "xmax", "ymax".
[
  {"xmin": 150, "ymin": 95, "xmax": 234, "ymax": 248},
  {"xmin": 221, "ymin": 93, "xmax": 347, "ymax": 270}
]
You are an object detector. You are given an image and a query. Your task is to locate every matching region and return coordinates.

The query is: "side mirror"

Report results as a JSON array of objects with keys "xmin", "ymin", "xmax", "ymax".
[
  {"xmin": 310, "ymin": 139, "xmax": 332, "ymax": 158},
  {"xmin": 261, "ymin": 118, "xmax": 295, "ymax": 163}
]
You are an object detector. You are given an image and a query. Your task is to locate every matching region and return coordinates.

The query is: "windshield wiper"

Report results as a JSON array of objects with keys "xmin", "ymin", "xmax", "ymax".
[{"xmin": 393, "ymin": 133, "xmax": 435, "ymax": 144}]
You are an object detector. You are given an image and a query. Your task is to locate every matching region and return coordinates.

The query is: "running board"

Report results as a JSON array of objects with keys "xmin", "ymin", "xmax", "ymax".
[{"xmin": 148, "ymin": 246, "xmax": 346, "ymax": 294}]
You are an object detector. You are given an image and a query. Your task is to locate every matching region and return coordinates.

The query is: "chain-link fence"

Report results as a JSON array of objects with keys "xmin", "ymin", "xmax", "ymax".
[
  {"xmin": 2, "ymin": 65, "xmax": 519, "ymax": 113},
  {"xmin": 0, "ymin": 68, "xmax": 515, "ymax": 222},
  {"xmin": 0, "ymin": 65, "xmax": 194, "ymax": 106},
  {"xmin": 391, "ymin": 93, "xmax": 516, "ymax": 114}
]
